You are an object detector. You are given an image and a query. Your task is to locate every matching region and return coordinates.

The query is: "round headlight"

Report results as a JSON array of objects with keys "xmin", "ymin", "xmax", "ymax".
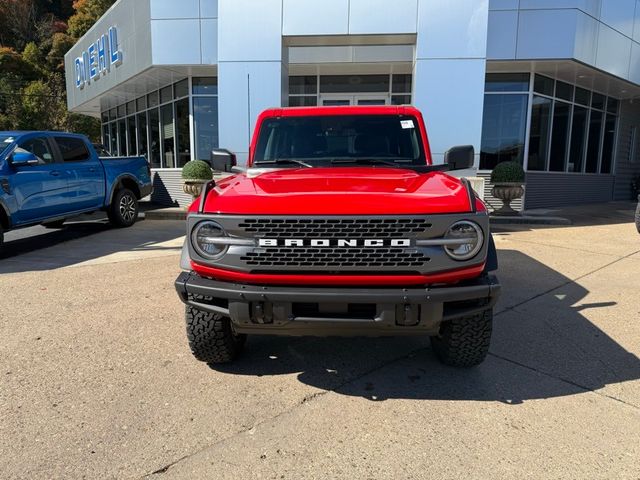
[
  {"xmin": 191, "ymin": 221, "xmax": 228, "ymax": 259},
  {"xmin": 444, "ymin": 221, "xmax": 484, "ymax": 261}
]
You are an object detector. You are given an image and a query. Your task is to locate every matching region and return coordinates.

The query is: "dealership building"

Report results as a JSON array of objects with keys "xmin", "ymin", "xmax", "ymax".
[{"xmin": 65, "ymin": 0, "xmax": 640, "ymax": 209}]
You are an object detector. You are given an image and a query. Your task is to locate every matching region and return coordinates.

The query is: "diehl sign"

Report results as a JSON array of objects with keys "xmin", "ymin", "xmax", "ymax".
[{"xmin": 74, "ymin": 26, "xmax": 123, "ymax": 90}]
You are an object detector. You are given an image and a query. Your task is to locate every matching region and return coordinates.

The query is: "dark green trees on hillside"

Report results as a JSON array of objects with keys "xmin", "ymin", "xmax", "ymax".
[{"xmin": 0, "ymin": 0, "xmax": 116, "ymax": 138}]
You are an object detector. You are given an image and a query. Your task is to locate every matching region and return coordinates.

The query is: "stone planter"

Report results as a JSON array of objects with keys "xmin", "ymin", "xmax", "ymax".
[
  {"xmin": 491, "ymin": 183, "xmax": 524, "ymax": 216},
  {"xmin": 183, "ymin": 179, "xmax": 208, "ymax": 200}
]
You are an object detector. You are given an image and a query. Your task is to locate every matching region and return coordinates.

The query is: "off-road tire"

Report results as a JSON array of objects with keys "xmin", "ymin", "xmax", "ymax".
[
  {"xmin": 108, "ymin": 188, "xmax": 138, "ymax": 227},
  {"xmin": 186, "ymin": 305, "xmax": 247, "ymax": 364},
  {"xmin": 430, "ymin": 309, "xmax": 493, "ymax": 368},
  {"xmin": 0, "ymin": 224, "xmax": 3, "ymax": 250},
  {"xmin": 635, "ymin": 198, "xmax": 640, "ymax": 234},
  {"xmin": 43, "ymin": 220, "xmax": 66, "ymax": 229}
]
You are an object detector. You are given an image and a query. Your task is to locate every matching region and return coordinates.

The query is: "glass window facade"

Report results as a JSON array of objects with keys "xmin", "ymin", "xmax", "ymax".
[
  {"xmin": 288, "ymin": 74, "xmax": 412, "ymax": 107},
  {"xmin": 481, "ymin": 73, "xmax": 619, "ymax": 174},
  {"xmin": 101, "ymin": 77, "xmax": 219, "ymax": 168}
]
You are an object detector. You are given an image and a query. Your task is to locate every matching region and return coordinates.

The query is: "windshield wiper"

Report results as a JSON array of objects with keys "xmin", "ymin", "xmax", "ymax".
[
  {"xmin": 254, "ymin": 159, "xmax": 313, "ymax": 168},
  {"xmin": 330, "ymin": 158, "xmax": 403, "ymax": 168}
]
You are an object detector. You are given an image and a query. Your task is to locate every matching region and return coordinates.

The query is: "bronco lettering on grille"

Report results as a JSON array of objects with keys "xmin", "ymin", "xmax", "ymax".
[{"xmin": 258, "ymin": 239, "xmax": 412, "ymax": 248}]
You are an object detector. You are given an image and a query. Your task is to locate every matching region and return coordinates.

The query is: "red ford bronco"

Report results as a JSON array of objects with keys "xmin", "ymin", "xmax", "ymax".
[{"xmin": 175, "ymin": 106, "xmax": 500, "ymax": 368}]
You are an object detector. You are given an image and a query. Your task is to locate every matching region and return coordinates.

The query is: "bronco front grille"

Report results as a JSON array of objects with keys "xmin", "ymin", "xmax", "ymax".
[
  {"xmin": 238, "ymin": 218, "xmax": 432, "ymax": 238},
  {"xmin": 240, "ymin": 247, "xmax": 430, "ymax": 269}
]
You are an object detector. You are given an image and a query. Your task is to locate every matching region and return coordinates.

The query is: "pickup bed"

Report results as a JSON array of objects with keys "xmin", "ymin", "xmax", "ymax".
[{"xmin": 0, "ymin": 131, "xmax": 152, "ymax": 246}]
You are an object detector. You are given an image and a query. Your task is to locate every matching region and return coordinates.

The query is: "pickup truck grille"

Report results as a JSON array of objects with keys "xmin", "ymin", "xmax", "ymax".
[
  {"xmin": 241, "ymin": 247, "xmax": 430, "ymax": 269},
  {"xmin": 238, "ymin": 218, "xmax": 432, "ymax": 238}
]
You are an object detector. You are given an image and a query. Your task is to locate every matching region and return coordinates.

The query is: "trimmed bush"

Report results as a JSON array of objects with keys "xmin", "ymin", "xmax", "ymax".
[
  {"xmin": 491, "ymin": 161, "xmax": 525, "ymax": 184},
  {"xmin": 182, "ymin": 160, "xmax": 213, "ymax": 181}
]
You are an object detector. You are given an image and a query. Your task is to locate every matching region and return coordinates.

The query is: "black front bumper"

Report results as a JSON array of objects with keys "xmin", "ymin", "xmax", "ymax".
[{"xmin": 175, "ymin": 272, "xmax": 501, "ymax": 336}]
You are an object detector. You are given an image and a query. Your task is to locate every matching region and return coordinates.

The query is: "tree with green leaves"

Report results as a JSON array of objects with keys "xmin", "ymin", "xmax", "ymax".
[{"xmin": 0, "ymin": 0, "xmax": 115, "ymax": 139}]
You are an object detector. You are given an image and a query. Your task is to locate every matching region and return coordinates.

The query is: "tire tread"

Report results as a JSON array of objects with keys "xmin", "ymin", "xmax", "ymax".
[
  {"xmin": 431, "ymin": 309, "xmax": 493, "ymax": 368},
  {"xmin": 186, "ymin": 298, "xmax": 246, "ymax": 364}
]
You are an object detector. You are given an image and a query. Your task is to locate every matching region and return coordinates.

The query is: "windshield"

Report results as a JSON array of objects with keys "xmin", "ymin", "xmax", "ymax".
[{"xmin": 253, "ymin": 115, "xmax": 426, "ymax": 167}]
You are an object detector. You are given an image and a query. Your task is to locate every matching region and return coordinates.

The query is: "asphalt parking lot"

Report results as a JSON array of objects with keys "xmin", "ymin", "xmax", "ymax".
[{"xmin": 1, "ymin": 206, "xmax": 639, "ymax": 479}]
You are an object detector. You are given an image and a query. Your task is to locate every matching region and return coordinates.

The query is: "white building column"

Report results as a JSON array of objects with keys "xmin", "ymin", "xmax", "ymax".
[
  {"xmin": 413, "ymin": 0, "xmax": 489, "ymax": 169},
  {"xmin": 217, "ymin": 0, "xmax": 287, "ymax": 164}
]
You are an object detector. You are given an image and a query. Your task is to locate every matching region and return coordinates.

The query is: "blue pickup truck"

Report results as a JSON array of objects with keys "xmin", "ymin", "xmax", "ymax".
[{"xmin": 0, "ymin": 131, "xmax": 152, "ymax": 247}]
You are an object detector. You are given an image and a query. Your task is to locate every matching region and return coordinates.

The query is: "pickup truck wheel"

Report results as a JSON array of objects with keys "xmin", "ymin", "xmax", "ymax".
[
  {"xmin": 186, "ymin": 304, "xmax": 246, "ymax": 364},
  {"xmin": 430, "ymin": 309, "xmax": 493, "ymax": 368},
  {"xmin": 635, "ymin": 199, "xmax": 640, "ymax": 234},
  {"xmin": 108, "ymin": 188, "xmax": 138, "ymax": 227}
]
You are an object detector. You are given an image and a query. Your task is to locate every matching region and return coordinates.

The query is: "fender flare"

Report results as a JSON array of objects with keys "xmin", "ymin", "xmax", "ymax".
[
  {"xmin": 484, "ymin": 235, "xmax": 499, "ymax": 273},
  {"xmin": 108, "ymin": 174, "xmax": 141, "ymax": 206}
]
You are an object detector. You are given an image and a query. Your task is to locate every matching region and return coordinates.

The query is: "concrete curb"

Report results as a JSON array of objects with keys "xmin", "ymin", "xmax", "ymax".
[{"xmin": 144, "ymin": 208, "xmax": 188, "ymax": 221}]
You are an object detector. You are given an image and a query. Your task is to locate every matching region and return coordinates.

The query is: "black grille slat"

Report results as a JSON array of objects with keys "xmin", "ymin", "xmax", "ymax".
[
  {"xmin": 241, "ymin": 247, "xmax": 430, "ymax": 269},
  {"xmin": 238, "ymin": 218, "xmax": 432, "ymax": 239}
]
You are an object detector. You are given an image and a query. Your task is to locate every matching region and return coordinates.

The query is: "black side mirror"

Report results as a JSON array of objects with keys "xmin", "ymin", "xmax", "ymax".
[
  {"xmin": 445, "ymin": 145, "xmax": 475, "ymax": 171},
  {"xmin": 10, "ymin": 151, "xmax": 39, "ymax": 167},
  {"xmin": 210, "ymin": 149, "xmax": 237, "ymax": 172}
]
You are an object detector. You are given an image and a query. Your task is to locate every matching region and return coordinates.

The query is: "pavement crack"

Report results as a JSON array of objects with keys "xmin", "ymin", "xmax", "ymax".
[{"xmin": 489, "ymin": 352, "xmax": 640, "ymax": 411}]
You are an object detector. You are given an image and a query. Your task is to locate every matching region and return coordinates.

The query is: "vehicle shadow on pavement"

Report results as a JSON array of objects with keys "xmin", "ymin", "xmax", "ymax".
[
  {"xmin": 0, "ymin": 216, "xmax": 185, "ymax": 274},
  {"xmin": 213, "ymin": 249, "xmax": 640, "ymax": 404}
]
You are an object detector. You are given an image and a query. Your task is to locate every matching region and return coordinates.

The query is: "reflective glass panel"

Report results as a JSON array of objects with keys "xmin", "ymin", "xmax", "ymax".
[
  {"xmin": 568, "ymin": 107, "xmax": 588, "ymax": 172},
  {"xmin": 175, "ymin": 98, "xmax": 191, "ymax": 168},
  {"xmin": 137, "ymin": 112, "xmax": 148, "ymax": 158},
  {"xmin": 175, "ymin": 79, "xmax": 189, "ymax": 98},
  {"xmin": 391, "ymin": 95, "xmax": 412, "ymax": 105},
  {"xmin": 193, "ymin": 96, "xmax": 219, "ymax": 161},
  {"xmin": 289, "ymin": 76, "xmax": 317, "ymax": 95},
  {"xmin": 289, "ymin": 96, "xmax": 318, "ymax": 107},
  {"xmin": 527, "ymin": 96, "xmax": 552, "ymax": 171},
  {"xmin": 193, "ymin": 77, "xmax": 218, "ymax": 95},
  {"xmin": 160, "ymin": 86, "xmax": 173, "ymax": 105},
  {"xmin": 118, "ymin": 119, "xmax": 127, "ymax": 156},
  {"xmin": 161, "ymin": 103, "xmax": 175, "ymax": 168},
  {"xmin": 136, "ymin": 96, "xmax": 147, "ymax": 112},
  {"xmin": 606, "ymin": 98, "xmax": 619, "ymax": 115},
  {"xmin": 148, "ymin": 108, "xmax": 161, "ymax": 168},
  {"xmin": 533, "ymin": 75, "xmax": 554, "ymax": 96},
  {"xmin": 600, "ymin": 114, "xmax": 617, "ymax": 174},
  {"xmin": 148, "ymin": 91, "xmax": 159, "ymax": 108},
  {"xmin": 109, "ymin": 122, "xmax": 118, "ymax": 154},
  {"xmin": 392, "ymin": 74, "xmax": 412, "ymax": 93},
  {"xmin": 575, "ymin": 87, "xmax": 590, "ymax": 106},
  {"xmin": 485, "ymin": 73, "xmax": 530, "ymax": 93},
  {"xmin": 549, "ymin": 101, "xmax": 571, "ymax": 172},
  {"xmin": 555, "ymin": 81, "xmax": 574, "ymax": 102},
  {"xmin": 320, "ymin": 75, "xmax": 389, "ymax": 93},
  {"xmin": 480, "ymin": 94, "xmax": 528, "ymax": 169},
  {"xmin": 592, "ymin": 93, "xmax": 605, "ymax": 110},
  {"xmin": 585, "ymin": 110, "xmax": 603, "ymax": 173},
  {"xmin": 127, "ymin": 116, "xmax": 137, "ymax": 156}
]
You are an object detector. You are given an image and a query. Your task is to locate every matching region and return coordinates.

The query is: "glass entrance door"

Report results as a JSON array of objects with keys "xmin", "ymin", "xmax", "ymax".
[{"xmin": 320, "ymin": 95, "xmax": 389, "ymax": 106}]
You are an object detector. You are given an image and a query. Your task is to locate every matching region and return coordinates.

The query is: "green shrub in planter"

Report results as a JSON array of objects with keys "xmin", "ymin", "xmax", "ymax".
[
  {"xmin": 490, "ymin": 161, "xmax": 525, "ymax": 184},
  {"xmin": 182, "ymin": 160, "xmax": 213, "ymax": 181}
]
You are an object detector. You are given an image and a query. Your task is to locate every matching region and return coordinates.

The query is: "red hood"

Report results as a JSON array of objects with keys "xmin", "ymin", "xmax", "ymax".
[{"xmin": 199, "ymin": 167, "xmax": 474, "ymax": 215}]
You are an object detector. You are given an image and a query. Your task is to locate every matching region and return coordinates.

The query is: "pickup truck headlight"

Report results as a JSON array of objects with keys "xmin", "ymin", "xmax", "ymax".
[
  {"xmin": 191, "ymin": 221, "xmax": 228, "ymax": 260},
  {"xmin": 443, "ymin": 221, "xmax": 484, "ymax": 261}
]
